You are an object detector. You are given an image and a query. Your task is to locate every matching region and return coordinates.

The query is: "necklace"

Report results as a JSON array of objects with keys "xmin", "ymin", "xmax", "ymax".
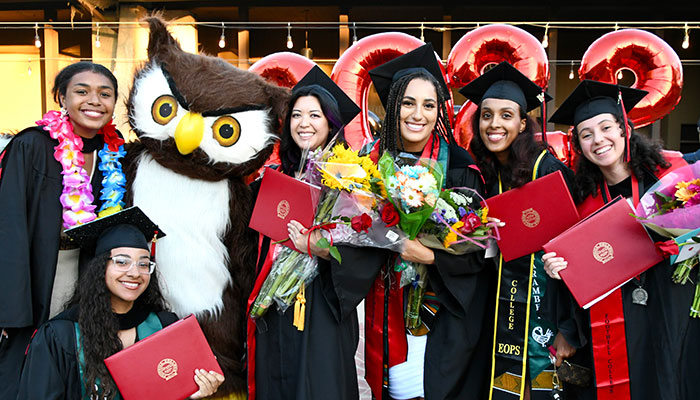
[{"xmin": 37, "ymin": 110, "xmax": 126, "ymax": 228}]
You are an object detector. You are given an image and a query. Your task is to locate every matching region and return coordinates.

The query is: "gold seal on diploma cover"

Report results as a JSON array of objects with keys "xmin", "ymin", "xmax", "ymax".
[
  {"xmin": 521, "ymin": 208, "xmax": 540, "ymax": 228},
  {"xmin": 276, "ymin": 200, "xmax": 290, "ymax": 219},
  {"xmin": 157, "ymin": 358, "xmax": 178, "ymax": 381},
  {"xmin": 593, "ymin": 242, "xmax": 614, "ymax": 264}
]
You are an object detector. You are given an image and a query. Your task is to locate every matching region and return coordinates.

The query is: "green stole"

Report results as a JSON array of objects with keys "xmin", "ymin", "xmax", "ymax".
[
  {"xmin": 489, "ymin": 150, "xmax": 557, "ymax": 399},
  {"xmin": 75, "ymin": 312, "xmax": 162, "ymax": 400}
]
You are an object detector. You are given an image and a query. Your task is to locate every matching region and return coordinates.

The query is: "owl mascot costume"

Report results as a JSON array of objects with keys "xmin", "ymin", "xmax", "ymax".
[{"xmin": 124, "ymin": 17, "xmax": 289, "ymax": 397}]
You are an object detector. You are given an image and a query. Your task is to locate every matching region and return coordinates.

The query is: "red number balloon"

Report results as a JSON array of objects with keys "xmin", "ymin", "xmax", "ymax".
[
  {"xmin": 249, "ymin": 52, "xmax": 316, "ymax": 87},
  {"xmin": 331, "ymin": 32, "xmax": 451, "ymax": 150},
  {"xmin": 250, "ymin": 52, "xmax": 316, "ymax": 168},
  {"xmin": 579, "ymin": 29, "xmax": 683, "ymax": 128},
  {"xmin": 447, "ymin": 24, "xmax": 550, "ymax": 150}
]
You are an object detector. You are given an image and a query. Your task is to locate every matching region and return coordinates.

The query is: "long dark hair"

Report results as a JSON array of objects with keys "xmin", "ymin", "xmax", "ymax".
[
  {"xmin": 52, "ymin": 61, "xmax": 118, "ymax": 107},
  {"xmin": 379, "ymin": 70, "xmax": 455, "ymax": 154},
  {"xmin": 65, "ymin": 251, "xmax": 167, "ymax": 399},
  {"xmin": 279, "ymin": 85, "xmax": 342, "ymax": 174},
  {"xmin": 572, "ymin": 113, "xmax": 670, "ymax": 201},
  {"xmin": 470, "ymin": 106, "xmax": 545, "ymax": 190}
]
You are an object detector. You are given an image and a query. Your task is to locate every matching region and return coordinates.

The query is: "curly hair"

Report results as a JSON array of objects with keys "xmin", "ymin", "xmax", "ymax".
[
  {"xmin": 378, "ymin": 70, "xmax": 456, "ymax": 155},
  {"xmin": 65, "ymin": 251, "xmax": 168, "ymax": 399},
  {"xmin": 469, "ymin": 106, "xmax": 545, "ymax": 190},
  {"xmin": 279, "ymin": 85, "xmax": 342, "ymax": 174},
  {"xmin": 52, "ymin": 62, "xmax": 118, "ymax": 106},
  {"xmin": 571, "ymin": 112, "xmax": 670, "ymax": 201}
]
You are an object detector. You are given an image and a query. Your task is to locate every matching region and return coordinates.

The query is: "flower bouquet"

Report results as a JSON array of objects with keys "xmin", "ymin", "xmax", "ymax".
[
  {"xmin": 634, "ymin": 162, "xmax": 700, "ymax": 317},
  {"xmin": 418, "ymin": 187, "xmax": 499, "ymax": 255}
]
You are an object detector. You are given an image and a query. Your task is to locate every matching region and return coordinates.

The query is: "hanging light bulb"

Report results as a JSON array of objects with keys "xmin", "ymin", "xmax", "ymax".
[
  {"xmin": 542, "ymin": 23, "xmax": 549, "ymax": 48},
  {"xmin": 218, "ymin": 22, "xmax": 226, "ymax": 48},
  {"xmin": 34, "ymin": 23, "xmax": 41, "ymax": 48},
  {"xmin": 568, "ymin": 61, "xmax": 575, "ymax": 80},
  {"xmin": 94, "ymin": 23, "xmax": 101, "ymax": 48},
  {"xmin": 286, "ymin": 22, "xmax": 294, "ymax": 49},
  {"xmin": 420, "ymin": 23, "xmax": 425, "ymax": 42},
  {"xmin": 352, "ymin": 22, "xmax": 357, "ymax": 44},
  {"xmin": 682, "ymin": 24, "xmax": 690, "ymax": 49},
  {"xmin": 617, "ymin": 70, "xmax": 624, "ymax": 80},
  {"xmin": 27, "ymin": 59, "xmax": 32, "ymax": 76}
]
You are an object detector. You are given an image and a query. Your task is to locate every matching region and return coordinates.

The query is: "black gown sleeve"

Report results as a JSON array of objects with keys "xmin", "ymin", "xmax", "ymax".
[{"xmin": 16, "ymin": 320, "xmax": 81, "ymax": 400}]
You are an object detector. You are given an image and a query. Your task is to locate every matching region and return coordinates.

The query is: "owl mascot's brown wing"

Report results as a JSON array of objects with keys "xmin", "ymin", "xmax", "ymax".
[{"xmin": 122, "ymin": 16, "xmax": 289, "ymax": 397}]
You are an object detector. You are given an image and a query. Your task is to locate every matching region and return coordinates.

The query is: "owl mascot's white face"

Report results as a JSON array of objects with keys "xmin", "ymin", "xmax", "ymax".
[{"xmin": 124, "ymin": 16, "xmax": 289, "ymax": 395}]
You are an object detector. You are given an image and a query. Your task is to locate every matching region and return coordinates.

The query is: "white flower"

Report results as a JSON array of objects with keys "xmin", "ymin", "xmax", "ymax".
[{"xmin": 449, "ymin": 191, "xmax": 468, "ymax": 206}]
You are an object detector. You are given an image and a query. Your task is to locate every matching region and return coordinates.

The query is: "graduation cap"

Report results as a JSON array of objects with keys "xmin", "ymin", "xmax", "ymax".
[
  {"xmin": 293, "ymin": 65, "xmax": 361, "ymax": 127},
  {"xmin": 549, "ymin": 79, "xmax": 648, "ymax": 161},
  {"xmin": 368, "ymin": 43, "xmax": 449, "ymax": 109},
  {"xmin": 458, "ymin": 61, "xmax": 552, "ymax": 144},
  {"xmin": 65, "ymin": 206, "xmax": 165, "ymax": 257}
]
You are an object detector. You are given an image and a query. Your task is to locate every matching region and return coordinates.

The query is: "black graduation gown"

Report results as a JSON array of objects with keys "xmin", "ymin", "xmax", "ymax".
[
  {"xmin": 16, "ymin": 307, "xmax": 178, "ymax": 400},
  {"xmin": 542, "ymin": 168, "xmax": 700, "ymax": 400},
  {"xmin": 484, "ymin": 151, "xmax": 574, "ymax": 400},
  {"xmin": 249, "ymin": 174, "xmax": 360, "ymax": 400},
  {"xmin": 0, "ymin": 127, "xmax": 107, "ymax": 399},
  {"xmin": 326, "ymin": 144, "xmax": 492, "ymax": 400}
]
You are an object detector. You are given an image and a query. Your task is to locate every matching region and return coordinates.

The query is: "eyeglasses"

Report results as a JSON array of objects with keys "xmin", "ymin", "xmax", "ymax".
[{"xmin": 109, "ymin": 256, "xmax": 156, "ymax": 275}]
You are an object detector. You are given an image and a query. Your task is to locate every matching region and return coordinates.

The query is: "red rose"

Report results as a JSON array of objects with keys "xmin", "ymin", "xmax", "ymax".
[
  {"xmin": 381, "ymin": 203, "xmax": 400, "ymax": 227},
  {"xmin": 459, "ymin": 212, "xmax": 482, "ymax": 235},
  {"xmin": 655, "ymin": 240, "xmax": 679, "ymax": 258},
  {"xmin": 351, "ymin": 213, "xmax": 373, "ymax": 233}
]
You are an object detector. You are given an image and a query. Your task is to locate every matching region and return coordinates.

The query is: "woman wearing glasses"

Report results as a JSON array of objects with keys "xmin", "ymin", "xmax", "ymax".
[{"xmin": 16, "ymin": 207, "xmax": 224, "ymax": 399}]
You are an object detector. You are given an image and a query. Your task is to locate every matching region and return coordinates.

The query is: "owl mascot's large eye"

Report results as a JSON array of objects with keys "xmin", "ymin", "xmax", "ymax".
[
  {"xmin": 212, "ymin": 116, "xmax": 241, "ymax": 147},
  {"xmin": 152, "ymin": 95, "xmax": 178, "ymax": 125}
]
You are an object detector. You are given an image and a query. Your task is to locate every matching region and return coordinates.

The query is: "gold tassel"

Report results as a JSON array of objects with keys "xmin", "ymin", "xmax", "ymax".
[{"xmin": 293, "ymin": 283, "xmax": 306, "ymax": 331}]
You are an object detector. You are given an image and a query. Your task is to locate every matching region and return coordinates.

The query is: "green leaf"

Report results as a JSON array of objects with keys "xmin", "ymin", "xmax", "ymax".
[
  {"xmin": 340, "ymin": 216, "xmax": 352, "ymax": 223},
  {"xmin": 316, "ymin": 237, "xmax": 330, "ymax": 249},
  {"xmin": 329, "ymin": 246, "xmax": 342, "ymax": 263}
]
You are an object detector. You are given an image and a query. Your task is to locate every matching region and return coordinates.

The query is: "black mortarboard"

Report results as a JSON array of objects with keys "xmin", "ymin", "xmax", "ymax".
[
  {"xmin": 293, "ymin": 65, "xmax": 361, "ymax": 127},
  {"xmin": 549, "ymin": 79, "xmax": 648, "ymax": 162},
  {"xmin": 368, "ymin": 43, "xmax": 449, "ymax": 109},
  {"xmin": 65, "ymin": 207, "xmax": 165, "ymax": 256},
  {"xmin": 549, "ymin": 79, "xmax": 647, "ymax": 127},
  {"xmin": 458, "ymin": 61, "xmax": 552, "ymax": 113}
]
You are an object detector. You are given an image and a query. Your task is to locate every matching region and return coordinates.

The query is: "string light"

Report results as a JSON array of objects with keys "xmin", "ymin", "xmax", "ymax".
[
  {"xmin": 33, "ymin": 23, "xmax": 41, "ymax": 48},
  {"xmin": 420, "ymin": 23, "xmax": 424, "ymax": 42},
  {"xmin": 542, "ymin": 23, "xmax": 549, "ymax": 48},
  {"xmin": 352, "ymin": 22, "xmax": 357, "ymax": 44},
  {"xmin": 614, "ymin": 23, "xmax": 619, "ymax": 31},
  {"xmin": 569, "ymin": 61, "xmax": 575, "ymax": 80},
  {"xmin": 218, "ymin": 22, "xmax": 226, "ymax": 48},
  {"xmin": 682, "ymin": 23, "xmax": 690, "ymax": 49},
  {"xmin": 94, "ymin": 23, "xmax": 101, "ymax": 48},
  {"xmin": 286, "ymin": 22, "xmax": 293, "ymax": 49},
  {"xmin": 617, "ymin": 69, "xmax": 624, "ymax": 80}
]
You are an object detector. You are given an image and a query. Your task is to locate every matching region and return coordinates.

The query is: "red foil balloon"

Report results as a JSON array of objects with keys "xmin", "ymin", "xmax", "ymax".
[
  {"xmin": 331, "ymin": 32, "xmax": 452, "ymax": 150},
  {"xmin": 447, "ymin": 24, "xmax": 550, "ymax": 150},
  {"xmin": 579, "ymin": 29, "xmax": 683, "ymax": 128},
  {"xmin": 249, "ymin": 52, "xmax": 316, "ymax": 88},
  {"xmin": 250, "ymin": 52, "xmax": 316, "ymax": 168}
]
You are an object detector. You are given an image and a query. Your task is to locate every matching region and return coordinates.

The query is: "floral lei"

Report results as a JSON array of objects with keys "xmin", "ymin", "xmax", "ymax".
[{"xmin": 37, "ymin": 110, "xmax": 126, "ymax": 229}]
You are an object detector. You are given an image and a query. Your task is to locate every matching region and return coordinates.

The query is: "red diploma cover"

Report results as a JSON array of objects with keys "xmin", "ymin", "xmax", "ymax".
[
  {"xmin": 249, "ymin": 167, "xmax": 321, "ymax": 252},
  {"xmin": 486, "ymin": 170, "xmax": 579, "ymax": 261},
  {"xmin": 543, "ymin": 196, "xmax": 663, "ymax": 309},
  {"xmin": 105, "ymin": 315, "xmax": 222, "ymax": 400}
]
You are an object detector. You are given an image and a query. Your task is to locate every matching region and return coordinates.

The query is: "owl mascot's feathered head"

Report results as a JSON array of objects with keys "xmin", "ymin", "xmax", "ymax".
[
  {"xmin": 127, "ymin": 16, "xmax": 288, "ymax": 180},
  {"xmin": 124, "ymin": 16, "xmax": 289, "ymax": 396}
]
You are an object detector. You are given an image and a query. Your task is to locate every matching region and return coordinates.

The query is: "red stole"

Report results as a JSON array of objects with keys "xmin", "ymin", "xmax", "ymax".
[
  {"xmin": 364, "ymin": 134, "xmax": 444, "ymax": 398},
  {"xmin": 577, "ymin": 153, "xmax": 686, "ymax": 400}
]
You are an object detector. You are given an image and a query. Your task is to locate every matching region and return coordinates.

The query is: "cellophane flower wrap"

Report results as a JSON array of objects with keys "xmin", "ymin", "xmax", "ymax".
[
  {"xmin": 378, "ymin": 151, "xmax": 444, "ymax": 240},
  {"xmin": 314, "ymin": 144, "xmax": 406, "ymax": 254},
  {"xmin": 634, "ymin": 161, "xmax": 700, "ymax": 317},
  {"xmin": 418, "ymin": 187, "xmax": 499, "ymax": 255}
]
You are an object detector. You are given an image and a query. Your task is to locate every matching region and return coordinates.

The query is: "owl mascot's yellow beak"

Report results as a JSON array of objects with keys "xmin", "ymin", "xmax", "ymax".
[{"xmin": 174, "ymin": 111, "xmax": 204, "ymax": 155}]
